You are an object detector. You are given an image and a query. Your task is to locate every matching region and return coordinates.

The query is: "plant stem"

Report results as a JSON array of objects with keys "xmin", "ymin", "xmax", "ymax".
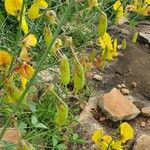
[
  {"xmin": 9, "ymin": 0, "xmax": 25, "ymax": 71},
  {"xmin": 15, "ymin": 0, "xmax": 74, "ymax": 108}
]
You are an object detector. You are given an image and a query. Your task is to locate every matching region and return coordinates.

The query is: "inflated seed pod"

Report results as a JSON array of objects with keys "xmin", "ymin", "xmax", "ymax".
[
  {"xmin": 44, "ymin": 25, "xmax": 53, "ymax": 47},
  {"xmin": 132, "ymin": 32, "xmax": 138, "ymax": 44},
  {"xmin": 3, "ymin": 78, "xmax": 22, "ymax": 103},
  {"xmin": 60, "ymin": 54, "xmax": 70, "ymax": 86},
  {"xmin": 17, "ymin": 140, "xmax": 35, "ymax": 150},
  {"xmin": 98, "ymin": 11, "xmax": 107, "ymax": 37},
  {"xmin": 121, "ymin": 39, "xmax": 127, "ymax": 49},
  {"xmin": 73, "ymin": 58, "xmax": 85, "ymax": 92},
  {"xmin": 55, "ymin": 101, "xmax": 68, "ymax": 126}
]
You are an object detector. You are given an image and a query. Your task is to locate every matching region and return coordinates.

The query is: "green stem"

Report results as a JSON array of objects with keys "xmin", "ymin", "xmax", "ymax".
[
  {"xmin": 9, "ymin": 0, "xmax": 25, "ymax": 71},
  {"xmin": 15, "ymin": 0, "xmax": 74, "ymax": 108}
]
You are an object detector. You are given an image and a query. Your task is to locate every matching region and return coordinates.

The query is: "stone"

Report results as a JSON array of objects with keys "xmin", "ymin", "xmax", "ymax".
[
  {"xmin": 0, "ymin": 128, "xmax": 19, "ymax": 148},
  {"xmin": 132, "ymin": 82, "xmax": 137, "ymax": 88},
  {"xmin": 142, "ymin": 106, "xmax": 150, "ymax": 117},
  {"xmin": 99, "ymin": 88, "xmax": 140, "ymax": 122},
  {"xmin": 93, "ymin": 74, "xmax": 103, "ymax": 81},
  {"xmin": 141, "ymin": 122, "xmax": 146, "ymax": 127},
  {"xmin": 121, "ymin": 88, "xmax": 130, "ymax": 95},
  {"xmin": 133, "ymin": 134, "xmax": 150, "ymax": 150}
]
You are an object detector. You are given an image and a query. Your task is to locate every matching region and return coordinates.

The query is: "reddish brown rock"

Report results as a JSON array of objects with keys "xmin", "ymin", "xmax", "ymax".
[
  {"xmin": 99, "ymin": 88, "xmax": 140, "ymax": 121},
  {"xmin": 0, "ymin": 128, "xmax": 19, "ymax": 148}
]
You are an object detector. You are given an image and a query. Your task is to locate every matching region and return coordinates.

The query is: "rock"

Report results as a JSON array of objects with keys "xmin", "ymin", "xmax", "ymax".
[
  {"xmin": 117, "ymin": 84, "xmax": 122, "ymax": 89},
  {"xmin": 133, "ymin": 134, "xmax": 150, "ymax": 150},
  {"xmin": 141, "ymin": 122, "xmax": 146, "ymax": 127},
  {"xmin": 0, "ymin": 128, "xmax": 19, "ymax": 148},
  {"xmin": 132, "ymin": 82, "xmax": 137, "ymax": 88},
  {"xmin": 121, "ymin": 84, "xmax": 126, "ymax": 88},
  {"xmin": 93, "ymin": 74, "xmax": 103, "ymax": 81},
  {"xmin": 142, "ymin": 106, "xmax": 150, "ymax": 117},
  {"xmin": 138, "ymin": 32, "xmax": 150, "ymax": 45},
  {"xmin": 121, "ymin": 88, "xmax": 130, "ymax": 95},
  {"xmin": 99, "ymin": 88, "xmax": 140, "ymax": 122}
]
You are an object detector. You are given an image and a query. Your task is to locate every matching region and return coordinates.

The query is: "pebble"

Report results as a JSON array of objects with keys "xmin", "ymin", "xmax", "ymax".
[
  {"xmin": 142, "ymin": 106, "xmax": 150, "ymax": 117},
  {"xmin": 121, "ymin": 88, "xmax": 130, "ymax": 95},
  {"xmin": 121, "ymin": 84, "xmax": 126, "ymax": 88},
  {"xmin": 141, "ymin": 121, "xmax": 146, "ymax": 127},
  {"xmin": 132, "ymin": 82, "xmax": 137, "ymax": 88},
  {"xmin": 117, "ymin": 84, "xmax": 122, "ymax": 89},
  {"xmin": 93, "ymin": 74, "xmax": 103, "ymax": 81}
]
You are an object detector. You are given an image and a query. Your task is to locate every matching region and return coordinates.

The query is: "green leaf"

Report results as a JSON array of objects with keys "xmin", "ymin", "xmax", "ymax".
[
  {"xmin": 31, "ymin": 115, "xmax": 38, "ymax": 125},
  {"xmin": 28, "ymin": 101, "xmax": 37, "ymax": 112},
  {"xmin": 35, "ymin": 123, "xmax": 48, "ymax": 129},
  {"xmin": 56, "ymin": 144, "xmax": 67, "ymax": 150}
]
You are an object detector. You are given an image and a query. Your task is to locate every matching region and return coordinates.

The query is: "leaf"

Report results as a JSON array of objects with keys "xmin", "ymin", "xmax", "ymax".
[
  {"xmin": 119, "ymin": 122, "xmax": 134, "ymax": 143},
  {"xmin": 52, "ymin": 137, "xmax": 58, "ymax": 147},
  {"xmin": 31, "ymin": 115, "xmax": 38, "ymax": 125},
  {"xmin": 55, "ymin": 101, "xmax": 68, "ymax": 126},
  {"xmin": 35, "ymin": 123, "xmax": 48, "ymax": 129},
  {"xmin": 28, "ymin": 101, "xmax": 37, "ymax": 112}
]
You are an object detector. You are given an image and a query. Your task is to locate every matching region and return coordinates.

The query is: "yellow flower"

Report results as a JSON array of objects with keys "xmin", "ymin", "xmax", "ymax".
[
  {"xmin": 113, "ymin": 0, "xmax": 128, "ymax": 25},
  {"xmin": 88, "ymin": 0, "xmax": 99, "ymax": 9},
  {"xmin": 119, "ymin": 122, "xmax": 134, "ymax": 143},
  {"xmin": 0, "ymin": 50, "xmax": 12, "ymax": 66},
  {"xmin": 20, "ymin": 34, "xmax": 37, "ymax": 61},
  {"xmin": 28, "ymin": 0, "xmax": 48, "ymax": 20},
  {"xmin": 92, "ymin": 129, "xmax": 114, "ymax": 150},
  {"xmin": 4, "ymin": 0, "xmax": 29, "ymax": 34},
  {"xmin": 22, "ymin": 34, "xmax": 37, "ymax": 48},
  {"xmin": 99, "ymin": 33, "xmax": 118, "ymax": 60},
  {"xmin": 15, "ymin": 63, "xmax": 34, "ymax": 79}
]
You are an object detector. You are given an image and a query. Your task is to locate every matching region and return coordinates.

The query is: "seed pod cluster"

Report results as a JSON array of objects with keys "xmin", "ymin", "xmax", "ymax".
[
  {"xmin": 98, "ymin": 11, "xmax": 107, "ymax": 37},
  {"xmin": 60, "ymin": 54, "xmax": 70, "ymax": 86},
  {"xmin": 73, "ymin": 58, "xmax": 85, "ymax": 92},
  {"xmin": 17, "ymin": 140, "xmax": 35, "ymax": 150}
]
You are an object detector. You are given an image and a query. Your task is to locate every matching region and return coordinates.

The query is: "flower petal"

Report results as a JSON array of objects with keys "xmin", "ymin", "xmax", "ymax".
[
  {"xmin": 23, "ymin": 34, "xmax": 37, "ymax": 48},
  {"xmin": 0, "ymin": 50, "xmax": 12, "ymax": 65},
  {"xmin": 5, "ymin": 0, "xmax": 22, "ymax": 16}
]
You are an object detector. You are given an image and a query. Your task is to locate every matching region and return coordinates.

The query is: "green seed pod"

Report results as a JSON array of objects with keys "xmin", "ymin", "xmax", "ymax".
[
  {"xmin": 55, "ymin": 101, "xmax": 68, "ymax": 126},
  {"xmin": 121, "ymin": 39, "xmax": 126, "ymax": 49},
  {"xmin": 17, "ymin": 140, "xmax": 35, "ymax": 150},
  {"xmin": 60, "ymin": 54, "xmax": 70, "ymax": 86},
  {"xmin": 89, "ymin": 48, "xmax": 96, "ymax": 62},
  {"xmin": 44, "ymin": 25, "xmax": 53, "ymax": 47},
  {"xmin": 132, "ymin": 32, "xmax": 138, "ymax": 44},
  {"xmin": 73, "ymin": 59, "xmax": 85, "ymax": 92},
  {"xmin": 3, "ymin": 78, "xmax": 22, "ymax": 103},
  {"xmin": 98, "ymin": 11, "xmax": 107, "ymax": 37}
]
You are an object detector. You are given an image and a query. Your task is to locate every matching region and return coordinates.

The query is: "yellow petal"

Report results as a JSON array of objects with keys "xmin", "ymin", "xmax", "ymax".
[
  {"xmin": 5, "ymin": 0, "xmax": 22, "ymax": 16},
  {"xmin": 16, "ymin": 63, "xmax": 34, "ymax": 79},
  {"xmin": 120, "ymin": 122, "xmax": 134, "ymax": 143},
  {"xmin": 0, "ymin": 50, "xmax": 12, "ymax": 65},
  {"xmin": 145, "ymin": 0, "xmax": 150, "ymax": 4},
  {"xmin": 19, "ymin": 47, "xmax": 29, "ymax": 61},
  {"xmin": 102, "ymin": 135, "xmax": 113, "ymax": 144},
  {"xmin": 21, "ymin": 76, "xmax": 27, "ymax": 89},
  {"xmin": 21, "ymin": 15, "xmax": 29, "ymax": 34},
  {"xmin": 28, "ymin": 0, "xmax": 48, "ymax": 19},
  {"xmin": 4, "ymin": 96, "xmax": 16, "ymax": 103},
  {"xmin": 92, "ymin": 129, "xmax": 103, "ymax": 145},
  {"xmin": 23, "ymin": 34, "xmax": 37, "ymax": 48},
  {"xmin": 111, "ymin": 141, "xmax": 123, "ymax": 150},
  {"xmin": 113, "ymin": 0, "xmax": 123, "ymax": 12}
]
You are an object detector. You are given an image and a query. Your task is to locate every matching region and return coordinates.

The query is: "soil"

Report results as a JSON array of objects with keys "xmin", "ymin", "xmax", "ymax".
[{"xmin": 101, "ymin": 23, "xmax": 150, "ymax": 100}]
